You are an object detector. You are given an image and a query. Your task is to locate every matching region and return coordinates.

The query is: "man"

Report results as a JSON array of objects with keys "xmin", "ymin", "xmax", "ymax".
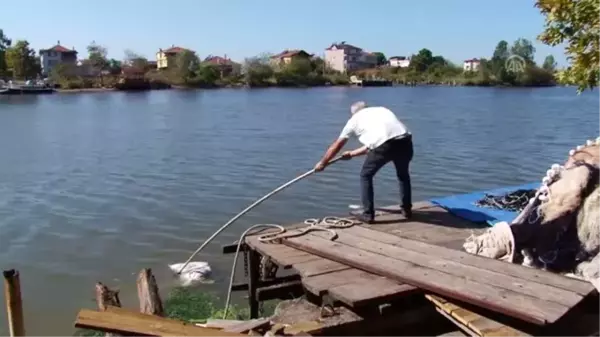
[{"xmin": 314, "ymin": 101, "xmax": 414, "ymax": 224}]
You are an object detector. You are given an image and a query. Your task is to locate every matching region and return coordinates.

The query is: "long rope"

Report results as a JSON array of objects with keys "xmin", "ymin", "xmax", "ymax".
[
  {"xmin": 176, "ymin": 155, "xmax": 345, "ymax": 275},
  {"xmin": 222, "ymin": 216, "xmax": 355, "ymax": 319}
]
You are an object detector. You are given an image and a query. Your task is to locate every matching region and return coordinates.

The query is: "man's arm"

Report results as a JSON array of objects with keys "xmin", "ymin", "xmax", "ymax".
[
  {"xmin": 315, "ymin": 138, "xmax": 348, "ymax": 171},
  {"xmin": 348, "ymin": 145, "xmax": 368, "ymax": 157}
]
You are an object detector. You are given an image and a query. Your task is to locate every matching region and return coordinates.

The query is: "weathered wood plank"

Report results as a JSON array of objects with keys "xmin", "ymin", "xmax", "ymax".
[
  {"xmin": 328, "ymin": 278, "xmax": 417, "ymax": 307},
  {"xmin": 302, "ymin": 269, "xmax": 383, "ymax": 296},
  {"xmin": 75, "ymin": 307, "xmax": 243, "ymax": 336},
  {"xmin": 426, "ymin": 294, "xmax": 530, "ymax": 337},
  {"xmin": 223, "ymin": 318, "xmax": 271, "ymax": 334},
  {"xmin": 292, "ymin": 259, "xmax": 350, "ymax": 277},
  {"xmin": 306, "ymin": 229, "xmax": 582, "ymax": 308},
  {"xmin": 342, "ymin": 225, "xmax": 594, "ymax": 296},
  {"xmin": 283, "ymin": 233, "xmax": 571, "ymax": 325}
]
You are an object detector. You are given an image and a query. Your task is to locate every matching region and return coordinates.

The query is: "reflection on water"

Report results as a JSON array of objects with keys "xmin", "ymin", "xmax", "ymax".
[{"xmin": 0, "ymin": 86, "xmax": 597, "ymax": 335}]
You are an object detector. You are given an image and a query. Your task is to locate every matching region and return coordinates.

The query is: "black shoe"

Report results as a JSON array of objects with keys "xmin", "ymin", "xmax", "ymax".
[
  {"xmin": 349, "ymin": 211, "xmax": 374, "ymax": 224},
  {"xmin": 401, "ymin": 208, "xmax": 412, "ymax": 219}
]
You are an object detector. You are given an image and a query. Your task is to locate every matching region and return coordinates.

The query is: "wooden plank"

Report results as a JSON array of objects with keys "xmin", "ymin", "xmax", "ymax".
[
  {"xmin": 75, "ymin": 308, "xmax": 243, "ymax": 336},
  {"xmin": 438, "ymin": 331, "xmax": 468, "ymax": 337},
  {"xmin": 292, "ymin": 259, "xmax": 350, "ymax": 277},
  {"xmin": 3, "ymin": 270, "xmax": 25, "ymax": 337},
  {"xmin": 302, "ymin": 269, "xmax": 383, "ymax": 295},
  {"xmin": 425, "ymin": 295, "xmax": 529, "ymax": 337},
  {"xmin": 137, "ymin": 268, "xmax": 165, "ymax": 316},
  {"xmin": 256, "ymin": 280, "xmax": 304, "ymax": 301},
  {"xmin": 328, "ymin": 278, "xmax": 416, "ymax": 307},
  {"xmin": 342, "ymin": 225, "xmax": 595, "ymax": 296},
  {"xmin": 283, "ymin": 233, "xmax": 571, "ymax": 325},
  {"xmin": 223, "ymin": 318, "xmax": 271, "ymax": 334},
  {"xmin": 306, "ymin": 229, "xmax": 582, "ymax": 308}
]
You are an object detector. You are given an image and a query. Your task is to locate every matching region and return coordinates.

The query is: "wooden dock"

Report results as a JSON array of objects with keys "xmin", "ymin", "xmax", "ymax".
[{"xmin": 223, "ymin": 201, "xmax": 599, "ymax": 336}]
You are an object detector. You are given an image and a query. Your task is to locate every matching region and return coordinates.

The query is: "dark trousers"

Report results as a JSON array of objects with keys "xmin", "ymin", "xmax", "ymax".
[{"xmin": 360, "ymin": 135, "xmax": 413, "ymax": 217}]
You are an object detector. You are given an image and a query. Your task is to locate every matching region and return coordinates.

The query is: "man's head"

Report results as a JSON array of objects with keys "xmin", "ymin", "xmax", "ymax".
[{"xmin": 350, "ymin": 101, "xmax": 367, "ymax": 115}]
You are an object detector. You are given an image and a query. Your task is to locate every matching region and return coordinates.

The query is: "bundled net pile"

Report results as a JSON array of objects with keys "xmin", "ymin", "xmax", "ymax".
[{"xmin": 474, "ymin": 189, "xmax": 537, "ymax": 213}]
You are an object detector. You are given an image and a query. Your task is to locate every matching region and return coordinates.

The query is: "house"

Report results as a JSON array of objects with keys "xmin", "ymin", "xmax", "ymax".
[
  {"xmin": 269, "ymin": 50, "xmax": 312, "ymax": 67},
  {"xmin": 463, "ymin": 58, "xmax": 481, "ymax": 72},
  {"xmin": 389, "ymin": 56, "xmax": 410, "ymax": 68},
  {"xmin": 204, "ymin": 55, "xmax": 238, "ymax": 77},
  {"xmin": 324, "ymin": 42, "xmax": 378, "ymax": 73},
  {"xmin": 156, "ymin": 45, "xmax": 189, "ymax": 69},
  {"xmin": 39, "ymin": 41, "xmax": 78, "ymax": 76},
  {"xmin": 120, "ymin": 67, "xmax": 146, "ymax": 81}
]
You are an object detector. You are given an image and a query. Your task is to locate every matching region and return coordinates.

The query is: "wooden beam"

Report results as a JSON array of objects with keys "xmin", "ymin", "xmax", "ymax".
[
  {"xmin": 247, "ymin": 249, "xmax": 260, "ymax": 319},
  {"xmin": 75, "ymin": 307, "xmax": 244, "ymax": 336},
  {"xmin": 3, "ymin": 270, "xmax": 25, "ymax": 337},
  {"xmin": 256, "ymin": 280, "xmax": 304, "ymax": 301},
  {"xmin": 136, "ymin": 268, "xmax": 164, "ymax": 316}
]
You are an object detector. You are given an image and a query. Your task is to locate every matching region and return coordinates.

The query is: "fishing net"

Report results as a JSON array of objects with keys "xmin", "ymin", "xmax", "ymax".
[{"xmin": 473, "ymin": 189, "xmax": 537, "ymax": 213}]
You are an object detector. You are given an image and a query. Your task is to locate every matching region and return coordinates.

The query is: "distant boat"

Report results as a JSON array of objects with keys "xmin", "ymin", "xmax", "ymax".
[{"xmin": 0, "ymin": 80, "xmax": 55, "ymax": 95}]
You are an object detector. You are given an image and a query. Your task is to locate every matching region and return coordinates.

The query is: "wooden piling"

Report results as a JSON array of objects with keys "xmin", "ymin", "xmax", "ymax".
[
  {"xmin": 247, "ymin": 249, "xmax": 261, "ymax": 319},
  {"xmin": 3, "ymin": 269, "xmax": 25, "ymax": 337},
  {"xmin": 136, "ymin": 268, "xmax": 164, "ymax": 316},
  {"xmin": 95, "ymin": 282, "xmax": 121, "ymax": 337}
]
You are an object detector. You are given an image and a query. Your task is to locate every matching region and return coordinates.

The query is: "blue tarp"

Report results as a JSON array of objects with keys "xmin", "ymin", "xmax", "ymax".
[{"xmin": 430, "ymin": 182, "xmax": 540, "ymax": 226}]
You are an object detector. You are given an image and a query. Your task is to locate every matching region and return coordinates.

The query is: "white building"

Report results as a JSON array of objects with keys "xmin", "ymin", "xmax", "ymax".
[
  {"xmin": 324, "ymin": 42, "xmax": 377, "ymax": 73},
  {"xmin": 463, "ymin": 58, "xmax": 481, "ymax": 72},
  {"xmin": 389, "ymin": 56, "xmax": 410, "ymax": 68},
  {"xmin": 39, "ymin": 41, "xmax": 78, "ymax": 76}
]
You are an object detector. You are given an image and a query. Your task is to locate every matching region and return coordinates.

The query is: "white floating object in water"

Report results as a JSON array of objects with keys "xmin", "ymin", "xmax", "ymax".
[
  {"xmin": 348, "ymin": 204, "xmax": 362, "ymax": 210},
  {"xmin": 586, "ymin": 139, "xmax": 594, "ymax": 146},
  {"xmin": 169, "ymin": 262, "xmax": 212, "ymax": 287}
]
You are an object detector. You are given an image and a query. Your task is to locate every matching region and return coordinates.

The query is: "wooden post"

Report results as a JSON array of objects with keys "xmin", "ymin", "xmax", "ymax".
[
  {"xmin": 3, "ymin": 269, "xmax": 25, "ymax": 337},
  {"xmin": 136, "ymin": 268, "xmax": 164, "ymax": 316},
  {"xmin": 95, "ymin": 282, "xmax": 121, "ymax": 337},
  {"xmin": 247, "ymin": 249, "xmax": 260, "ymax": 319}
]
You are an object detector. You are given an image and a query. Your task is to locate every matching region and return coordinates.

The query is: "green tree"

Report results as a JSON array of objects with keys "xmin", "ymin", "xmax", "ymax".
[
  {"xmin": 107, "ymin": 59, "xmax": 122, "ymax": 75},
  {"xmin": 510, "ymin": 38, "xmax": 536, "ymax": 63},
  {"xmin": 409, "ymin": 48, "xmax": 433, "ymax": 72},
  {"xmin": 0, "ymin": 29, "xmax": 11, "ymax": 77},
  {"xmin": 536, "ymin": 0, "xmax": 599, "ymax": 92},
  {"xmin": 242, "ymin": 55, "xmax": 274, "ymax": 87},
  {"xmin": 124, "ymin": 49, "xmax": 149, "ymax": 70},
  {"xmin": 372, "ymin": 52, "xmax": 387, "ymax": 66},
  {"xmin": 175, "ymin": 50, "xmax": 200, "ymax": 84},
  {"xmin": 5, "ymin": 40, "xmax": 39, "ymax": 79},
  {"xmin": 87, "ymin": 41, "xmax": 108, "ymax": 70},
  {"xmin": 491, "ymin": 40, "xmax": 509, "ymax": 76},
  {"xmin": 543, "ymin": 55, "xmax": 557, "ymax": 71}
]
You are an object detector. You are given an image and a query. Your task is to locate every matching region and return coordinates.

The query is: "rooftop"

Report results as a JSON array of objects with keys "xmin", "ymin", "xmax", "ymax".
[
  {"xmin": 270, "ymin": 49, "xmax": 312, "ymax": 59},
  {"xmin": 41, "ymin": 41, "xmax": 77, "ymax": 54}
]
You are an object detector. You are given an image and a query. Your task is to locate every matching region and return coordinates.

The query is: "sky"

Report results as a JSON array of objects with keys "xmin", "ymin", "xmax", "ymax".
[{"xmin": 2, "ymin": 0, "xmax": 568, "ymax": 67}]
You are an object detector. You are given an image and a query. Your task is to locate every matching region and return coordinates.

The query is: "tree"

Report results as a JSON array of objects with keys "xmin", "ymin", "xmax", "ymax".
[
  {"xmin": 175, "ymin": 50, "xmax": 200, "ymax": 84},
  {"xmin": 5, "ymin": 40, "xmax": 39, "ymax": 79},
  {"xmin": 409, "ymin": 48, "xmax": 434, "ymax": 72},
  {"xmin": 543, "ymin": 55, "xmax": 557, "ymax": 71},
  {"xmin": 510, "ymin": 38, "xmax": 536, "ymax": 63},
  {"xmin": 491, "ymin": 40, "xmax": 509, "ymax": 75},
  {"xmin": 0, "ymin": 29, "xmax": 11, "ymax": 77},
  {"xmin": 87, "ymin": 41, "xmax": 108, "ymax": 70},
  {"xmin": 536, "ymin": 0, "xmax": 599, "ymax": 92},
  {"xmin": 372, "ymin": 52, "xmax": 387, "ymax": 66},
  {"xmin": 243, "ymin": 55, "xmax": 274, "ymax": 87},
  {"xmin": 107, "ymin": 59, "xmax": 122, "ymax": 75},
  {"xmin": 123, "ymin": 49, "xmax": 148, "ymax": 70}
]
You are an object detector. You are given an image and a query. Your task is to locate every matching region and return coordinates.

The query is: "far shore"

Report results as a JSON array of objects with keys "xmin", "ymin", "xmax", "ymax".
[{"xmin": 56, "ymin": 87, "xmax": 116, "ymax": 94}]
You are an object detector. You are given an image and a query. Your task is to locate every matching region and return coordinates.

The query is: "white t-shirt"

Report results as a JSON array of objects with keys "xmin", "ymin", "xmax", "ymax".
[{"xmin": 338, "ymin": 106, "xmax": 410, "ymax": 150}]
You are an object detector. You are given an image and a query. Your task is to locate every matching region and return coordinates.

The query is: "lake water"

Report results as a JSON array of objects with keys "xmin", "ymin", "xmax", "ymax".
[{"xmin": 0, "ymin": 86, "xmax": 597, "ymax": 335}]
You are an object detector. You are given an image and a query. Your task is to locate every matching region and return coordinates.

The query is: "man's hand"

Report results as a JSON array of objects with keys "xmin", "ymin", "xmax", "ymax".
[
  {"xmin": 314, "ymin": 161, "xmax": 326, "ymax": 172},
  {"xmin": 341, "ymin": 151, "xmax": 353, "ymax": 160}
]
